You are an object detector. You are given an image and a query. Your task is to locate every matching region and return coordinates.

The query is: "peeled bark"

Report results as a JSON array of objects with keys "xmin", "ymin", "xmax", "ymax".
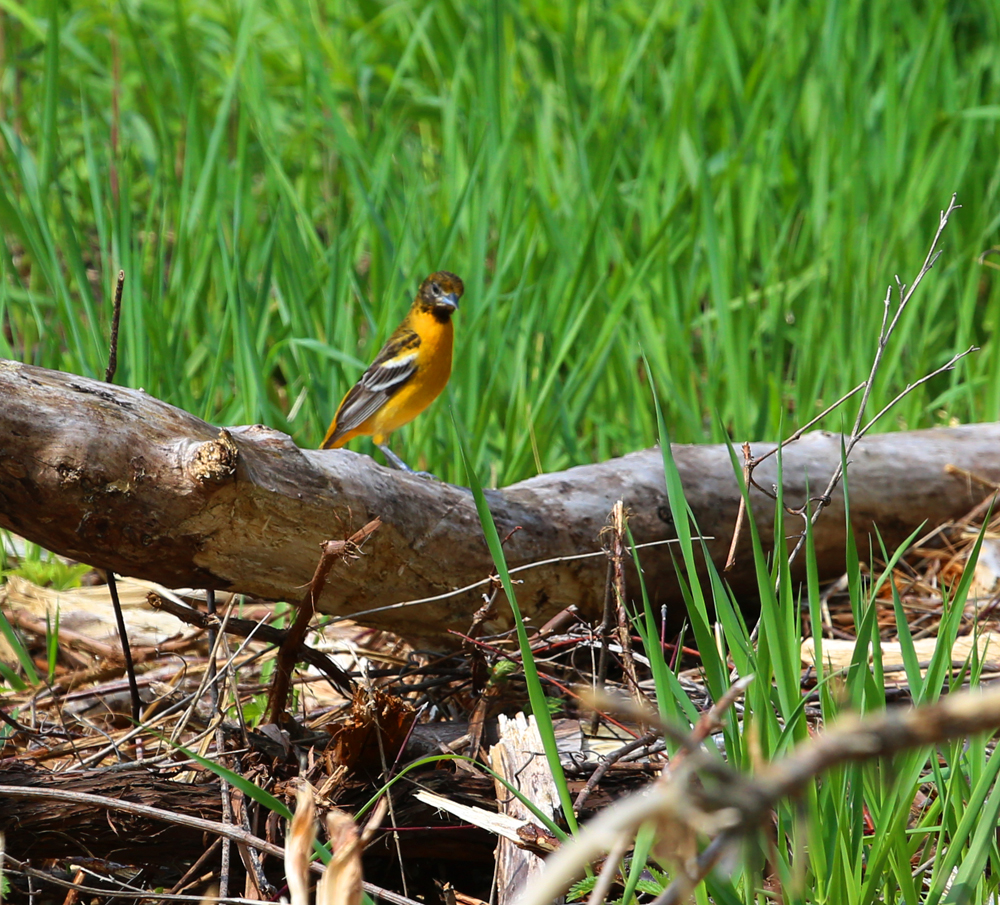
[{"xmin": 0, "ymin": 358, "xmax": 995, "ymax": 642}]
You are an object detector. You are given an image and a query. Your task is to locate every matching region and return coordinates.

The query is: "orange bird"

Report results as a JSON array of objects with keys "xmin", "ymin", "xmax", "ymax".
[{"xmin": 321, "ymin": 271, "xmax": 464, "ymax": 471}]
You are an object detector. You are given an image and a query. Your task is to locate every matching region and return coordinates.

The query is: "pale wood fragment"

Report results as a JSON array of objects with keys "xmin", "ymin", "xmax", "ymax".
[{"xmin": 488, "ymin": 713, "xmax": 562, "ymax": 904}]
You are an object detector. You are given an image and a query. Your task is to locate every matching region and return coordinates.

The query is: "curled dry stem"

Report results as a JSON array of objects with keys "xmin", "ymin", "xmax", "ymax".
[{"xmin": 522, "ymin": 682, "xmax": 1000, "ymax": 905}]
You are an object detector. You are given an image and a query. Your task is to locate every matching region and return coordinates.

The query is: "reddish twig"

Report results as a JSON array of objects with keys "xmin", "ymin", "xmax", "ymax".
[{"xmin": 267, "ymin": 518, "xmax": 380, "ymax": 722}]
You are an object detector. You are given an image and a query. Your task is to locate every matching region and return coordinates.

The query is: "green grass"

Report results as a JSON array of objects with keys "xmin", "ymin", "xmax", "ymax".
[
  {"xmin": 657, "ymin": 440, "xmax": 1000, "ymax": 905},
  {"xmin": 2, "ymin": 1, "xmax": 1000, "ymax": 483},
  {"xmin": 512, "ymin": 426, "xmax": 1000, "ymax": 905}
]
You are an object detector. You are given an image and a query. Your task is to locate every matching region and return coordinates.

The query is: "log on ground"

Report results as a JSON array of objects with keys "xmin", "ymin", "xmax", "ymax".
[{"xmin": 0, "ymin": 359, "xmax": 996, "ymax": 642}]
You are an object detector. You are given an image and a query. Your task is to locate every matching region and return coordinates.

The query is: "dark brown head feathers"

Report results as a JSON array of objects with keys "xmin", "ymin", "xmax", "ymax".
[{"xmin": 417, "ymin": 271, "xmax": 464, "ymax": 314}]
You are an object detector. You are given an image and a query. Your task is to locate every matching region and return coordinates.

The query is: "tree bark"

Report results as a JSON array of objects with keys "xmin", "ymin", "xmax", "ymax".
[{"xmin": 0, "ymin": 359, "xmax": 995, "ymax": 642}]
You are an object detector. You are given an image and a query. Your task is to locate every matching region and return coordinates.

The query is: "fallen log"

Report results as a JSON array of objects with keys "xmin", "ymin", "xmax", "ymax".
[
  {"xmin": 0, "ymin": 358, "xmax": 996, "ymax": 642},
  {"xmin": 0, "ymin": 764, "xmax": 223, "ymax": 864}
]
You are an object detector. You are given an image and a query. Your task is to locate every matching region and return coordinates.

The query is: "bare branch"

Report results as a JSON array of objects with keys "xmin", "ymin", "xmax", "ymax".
[
  {"xmin": 858, "ymin": 346, "xmax": 978, "ymax": 437},
  {"xmin": 758, "ymin": 195, "xmax": 969, "ymax": 595}
]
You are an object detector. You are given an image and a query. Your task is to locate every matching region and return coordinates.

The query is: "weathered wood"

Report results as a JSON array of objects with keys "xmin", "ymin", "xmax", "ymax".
[
  {"xmin": 0, "ymin": 765, "xmax": 222, "ymax": 863},
  {"xmin": 488, "ymin": 714, "xmax": 562, "ymax": 904},
  {"xmin": 1, "ymin": 358, "xmax": 998, "ymax": 642}
]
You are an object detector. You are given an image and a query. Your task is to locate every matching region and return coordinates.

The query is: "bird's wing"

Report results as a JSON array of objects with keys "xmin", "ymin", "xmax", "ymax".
[{"xmin": 330, "ymin": 343, "xmax": 419, "ymax": 437}]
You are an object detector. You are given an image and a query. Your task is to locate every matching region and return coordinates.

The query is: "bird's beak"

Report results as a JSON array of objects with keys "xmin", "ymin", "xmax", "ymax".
[{"xmin": 439, "ymin": 293, "xmax": 460, "ymax": 311}]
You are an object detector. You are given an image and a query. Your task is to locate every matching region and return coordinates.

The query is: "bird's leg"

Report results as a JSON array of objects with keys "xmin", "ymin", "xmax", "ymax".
[
  {"xmin": 376, "ymin": 444, "xmax": 441, "ymax": 480},
  {"xmin": 376, "ymin": 443, "xmax": 414, "ymax": 472}
]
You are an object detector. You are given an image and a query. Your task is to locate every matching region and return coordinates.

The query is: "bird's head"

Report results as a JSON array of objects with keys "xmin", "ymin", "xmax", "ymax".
[{"xmin": 418, "ymin": 271, "xmax": 464, "ymax": 320}]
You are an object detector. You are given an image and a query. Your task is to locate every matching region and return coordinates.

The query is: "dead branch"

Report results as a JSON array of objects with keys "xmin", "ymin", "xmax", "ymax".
[
  {"xmin": 268, "ymin": 519, "xmax": 379, "ymax": 719},
  {"xmin": 731, "ymin": 197, "xmax": 972, "ymax": 606}
]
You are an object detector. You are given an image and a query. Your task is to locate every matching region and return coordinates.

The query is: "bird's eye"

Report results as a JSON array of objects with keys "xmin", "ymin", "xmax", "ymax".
[{"xmin": 430, "ymin": 282, "xmax": 442, "ymax": 296}]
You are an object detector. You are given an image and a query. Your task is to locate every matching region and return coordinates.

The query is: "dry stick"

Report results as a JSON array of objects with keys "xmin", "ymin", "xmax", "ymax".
[
  {"xmin": 780, "ymin": 346, "xmax": 977, "ymax": 581},
  {"xmin": 0, "ymin": 794, "xmax": 422, "ymax": 905},
  {"xmin": 101, "ymin": 269, "xmax": 143, "ymax": 728},
  {"xmin": 167, "ymin": 605, "xmax": 247, "ymax": 747},
  {"xmin": 166, "ymin": 837, "xmax": 223, "ymax": 896},
  {"xmin": 374, "ymin": 700, "xmax": 410, "ymax": 901},
  {"xmin": 575, "ymin": 675, "xmax": 753, "ymax": 821},
  {"xmin": 104, "ymin": 269, "xmax": 124, "ymax": 383},
  {"xmin": 204, "ymin": 589, "xmax": 233, "ymax": 900},
  {"xmin": 573, "ymin": 729, "xmax": 660, "ymax": 814},
  {"xmin": 666, "ymin": 673, "xmax": 754, "ymax": 768},
  {"xmin": 0, "ymin": 785, "xmax": 292, "ymax": 861},
  {"xmin": 734, "ymin": 197, "xmax": 964, "ymax": 587},
  {"xmin": 267, "ymin": 518, "xmax": 380, "ymax": 723},
  {"xmin": 233, "ymin": 786, "xmax": 276, "ymax": 900},
  {"xmin": 586, "ymin": 833, "xmax": 632, "ymax": 905},
  {"xmin": 105, "ymin": 573, "xmax": 142, "ymax": 727},
  {"xmin": 590, "ymin": 558, "xmax": 617, "ymax": 737},
  {"xmin": 745, "ymin": 196, "xmax": 966, "ymax": 641},
  {"xmin": 724, "ymin": 443, "xmax": 753, "ymax": 572},
  {"xmin": 335, "ymin": 537, "xmax": 691, "ymax": 623},
  {"xmin": 782, "ymin": 196, "xmax": 964, "ymax": 566},
  {"xmin": 219, "ymin": 615, "xmax": 274, "ymax": 901},
  {"xmin": 609, "ymin": 502, "xmax": 641, "ymax": 704},
  {"xmin": 589, "ymin": 503, "xmax": 645, "ymax": 736},
  {"xmin": 205, "ymin": 590, "xmax": 219, "ymax": 711},
  {"xmin": 857, "ymin": 346, "xmax": 977, "ymax": 439},
  {"xmin": 147, "ymin": 593, "xmax": 353, "ymax": 691},
  {"xmin": 2, "ymin": 856, "xmax": 423, "ymax": 905},
  {"xmin": 523, "ymin": 682, "xmax": 1000, "ymax": 905}
]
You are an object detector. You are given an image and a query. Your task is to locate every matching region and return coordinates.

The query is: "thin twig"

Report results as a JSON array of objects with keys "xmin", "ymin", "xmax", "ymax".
[
  {"xmin": 166, "ymin": 837, "xmax": 223, "ymax": 895},
  {"xmin": 749, "ymin": 382, "xmax": 868, "ymax": 470},
  {"xmin": 106, "ymin": 573, "xmax": 142, "ymax": 727},
  {"xmin": 573, "ymin": 730, "xmax": 660, "ymax": 814},
  {"xmin": 750, "ymin": 195, "xmax": 964, "ymax": 638},
  {"xmin": 336, "ymin": 536, "xmax": 697, "ymax": 623},
  {"xmin": 590, "ymin": 558, "xmax": 616, "ymax": 737},
  {"xmin": 858, "ymin": 346, "xmax": 977, "ymax": 437},
  {"xmin": 782, "ymin": 346, "xmax": 976, "ymax": 574},
  {"xmin": 105, "ymin": 269, "xmax": 124, "ymax": 384},
  {"xmin": 805, "ymin": 195, "xmax": 962, "ymax": 511},
  {"xmin": 667, "ymin": 674, "xmax": 754, "ymax": 767},
  {"xmin": 726, "ymin": 383, "xmax": 867, "ymax": 569},
  {"xmin": 208, "ymin": 591, "xmax": 232, "ymax": 900},
  {"xmin": 205, "ymin": 589, "xmax": 219, "ymax": 711},
  {"xmin": 101, "ymin": 269, "xmax": 139, "ymax": 730},
  {"xmin": 267, "ymin": 518, "xmax": 379, "ymax": 723},
  {"xmin": 586, "ymin": 833, "xmax": 631, "ymax": 905},
  {"xmin": 609, "ymin": 503, "xmax": 641, "ymax": 703},
  {"xmin": 147, "ymin": 593, "xmax": 353, "ymax": 692},
  {"xmin": 0, "ymin": 786, "xmax": 294, "ymax": 860},
  {"xmin": 724, "ymin": 443, "xmax": 752, "ymax": 571}
]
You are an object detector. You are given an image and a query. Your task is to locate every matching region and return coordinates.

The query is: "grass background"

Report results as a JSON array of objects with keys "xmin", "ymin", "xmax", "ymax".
[{"xmin": 2, "ymin": 0, "xmax": 1000, "ymax": 484}]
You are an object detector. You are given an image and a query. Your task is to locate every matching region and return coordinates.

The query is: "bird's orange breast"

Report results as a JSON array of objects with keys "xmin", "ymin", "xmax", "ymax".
[{"xmin": 367, "ymin": 310, "xmax": 453, "ymax": 440}]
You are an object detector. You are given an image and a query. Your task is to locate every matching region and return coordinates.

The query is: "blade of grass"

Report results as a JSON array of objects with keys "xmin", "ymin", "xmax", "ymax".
[{"xmin": 453, "ymin": 411, "xmax": 579, "ymax": 833}]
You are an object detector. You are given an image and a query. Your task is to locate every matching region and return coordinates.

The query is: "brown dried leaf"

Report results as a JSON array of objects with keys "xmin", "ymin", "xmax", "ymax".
[
  {"xmin": 286, "ymin": 784, "xmax": 316, "ymax": 905},
  {"xmin": 317, "ymin": 810, "xmax": 363, "ymax": 905}
]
